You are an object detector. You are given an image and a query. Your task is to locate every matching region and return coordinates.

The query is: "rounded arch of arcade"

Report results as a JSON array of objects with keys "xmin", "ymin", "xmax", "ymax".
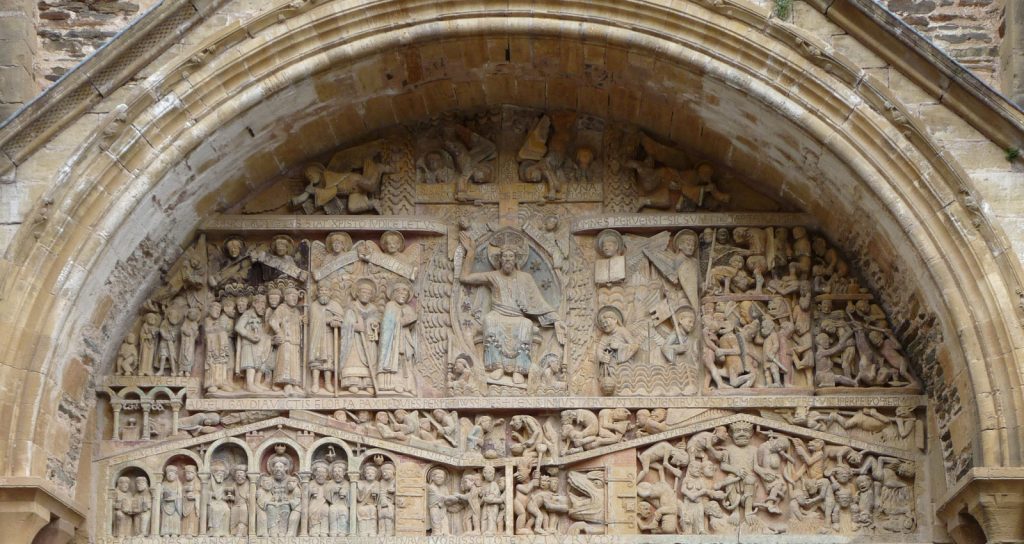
[{"xmin": 0, "ymin": 0, "xmax": 1023, "ymax": 542}]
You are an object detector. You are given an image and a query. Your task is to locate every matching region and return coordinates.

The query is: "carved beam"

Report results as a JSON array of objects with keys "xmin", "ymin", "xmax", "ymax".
[
  {"xmin": 200, "ymin": 214, "xmax": 448, "ymax": 234},
  {"xmin": 570, "ymin": 212, "xmax": 815, "ymax": 233}
]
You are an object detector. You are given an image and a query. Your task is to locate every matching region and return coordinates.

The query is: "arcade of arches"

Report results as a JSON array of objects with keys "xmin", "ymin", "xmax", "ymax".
[{"xmin": 1, "ymin": 0, "xmax": 1024, "ymax": 542}]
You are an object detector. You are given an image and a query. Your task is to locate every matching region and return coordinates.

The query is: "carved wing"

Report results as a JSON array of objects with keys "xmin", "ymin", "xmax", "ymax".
[
  {"xmin": 379, "ymin": 137, "xmax": 416, "ymax": 215},
  {"xmin": 566, "ymin": 234, "xmax": 596, "ymax": 394},
  {"xmin": 419, "ymin": 241, "xmax": 455, "ymax": 392},
  {"xmin": 624, "ymin": 231, "xmax": 670, "ymax": 275}
]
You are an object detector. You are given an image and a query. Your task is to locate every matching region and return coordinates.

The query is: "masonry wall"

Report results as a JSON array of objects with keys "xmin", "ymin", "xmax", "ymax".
[{"xmin": 878, "ymin": 0, "xmax": 1005, "ymax": 87}]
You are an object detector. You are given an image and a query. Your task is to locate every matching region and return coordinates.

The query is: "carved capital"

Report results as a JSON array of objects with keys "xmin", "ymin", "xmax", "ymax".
[{"xmin": 938, "ymin": 467, "xmax": 1024, "ymax": 543}]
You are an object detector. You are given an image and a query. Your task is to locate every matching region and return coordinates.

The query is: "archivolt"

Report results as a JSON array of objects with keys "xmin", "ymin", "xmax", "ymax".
[{"xmin": 1, "ymin": 0, "xmax": 1022, "ymax": 492}]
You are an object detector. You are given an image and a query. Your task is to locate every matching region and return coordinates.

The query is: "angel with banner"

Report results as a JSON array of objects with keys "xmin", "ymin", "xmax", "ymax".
[
  {"xmin": 250, "ymin": 235, "xmax": 308, "ymax": 283},
  {"xmin": 312, "ymin": 232, "xmax": 360, "ymax": 283},
  {"xmin": 357, "ymin": 230, "xmax": 421, "ymax": 281},
  {"xmin": 417, "ymin": 149, "xmax": 457, "ymax": 184},
  {"xmin": 209, "ymin": 236, "xmax": 251, "ymax": 290}
]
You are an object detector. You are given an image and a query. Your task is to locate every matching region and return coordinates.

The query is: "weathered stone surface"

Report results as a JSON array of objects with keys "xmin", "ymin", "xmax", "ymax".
[{"xmin": 0, "ymin": 1, "xmax": 1023, "ymax": 543}]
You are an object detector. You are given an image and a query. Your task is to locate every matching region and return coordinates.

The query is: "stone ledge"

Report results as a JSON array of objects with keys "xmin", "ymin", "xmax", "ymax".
[
  {"xmin": 0, "ymin": 479, "xmax": 86, "ymax": 540},
  {"xmin": 0, "ymin": 478, "xmax": 87, "ymax": 524},
  {"xmin": 937, "ymin": 467, "xmax": 1024, "ymax": 544}
]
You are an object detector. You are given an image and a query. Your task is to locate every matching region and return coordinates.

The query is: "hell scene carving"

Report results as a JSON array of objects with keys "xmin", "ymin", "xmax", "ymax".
[{"xmin": 95, "ymin": 106, "xmax": 932, "ymax": 541}]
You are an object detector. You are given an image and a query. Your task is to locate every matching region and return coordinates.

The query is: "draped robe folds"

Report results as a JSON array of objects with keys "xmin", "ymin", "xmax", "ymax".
[
  {"xmin": 307, "ymin": 481, "xmax": 329, "ymax": 536},
  {"xmin": 356, "ymin": 480, "xmax": 380, "ymax": 536},
  {"xmin": 235, "ymin": 309, "xmax": 263, "ymax": 371},
  {"xmin": 462, "ymin": 270, "xmax": 558, "ymax": 375},
  {"xmin": 256, "ymin": 317, "xmax": 274, "ymax": 378},
  {"xmin": 206, "ymin": 480, "xmax": 231, "ymax": 536},
  {"xmin": 160, "ymin": 480, "xmax": 183, "ymax": 535},
  {"xmin": 158, "ymin": 317, "xmax": 180, "ymax": 372},
  {"xmin": 340, "ymin": 302, "xmax": 381, "ymax": 388},
  {"xmin": 268, "ymin": 304, "xmax": 303, "ymax": 386},
  {"xmin": 325, "ymin": 479, "xmax": 349, "ymax": 536},
  {"xmin": 113, "ymin": 490, "xmax": 134, "ymax": 536},
  {"xmin": 427, "ymin": 482, "xmax": 451, "ymax": 535},
  {"xmin": 376, "ymin": 300, "xmax": 417, "ymax": 391},
  {"xmin": 181, "ymin": 479, "xmax": 199, "ymax": 535},
  {"xmin": 309, "ymin": 300, "xmax": 344, "ymax": 371},
  {"xmin": 481, "ymin": 479, "xmax": 502, "ymax": 534},
  {"xmin": 139, "ymin": 322, "xmax": 159, "ymax": 375},
  {"xmin": 378, "ymin": 477, "xmax": 396, "ymax": 535},
  {"xmin": 179, "ymin": 319, "xmax": 198, "ymax": 374},
  {"xmin": 204, "ymin": 314, "xmax": 233, "ymax": 389},
  {"xmin": 229, "ymin": 482, "xmax": 249, "ymax": 535}
]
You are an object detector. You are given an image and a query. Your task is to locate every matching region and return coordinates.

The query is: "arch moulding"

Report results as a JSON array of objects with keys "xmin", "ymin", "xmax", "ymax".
[{"xmin": 1, "ymin": 0, "xmax": 1024, "ymax": 542}]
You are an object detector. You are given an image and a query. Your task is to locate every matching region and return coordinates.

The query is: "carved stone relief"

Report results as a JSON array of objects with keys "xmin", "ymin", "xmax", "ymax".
[{"xmin": 94, "ymin": 106, "xmax": 934, "ymax": 541}]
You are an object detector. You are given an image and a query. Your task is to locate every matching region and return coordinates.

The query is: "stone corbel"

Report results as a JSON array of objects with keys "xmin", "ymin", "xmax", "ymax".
[
  {"xmin": 937, "ymin": 467, "xmax": 1024, "ymax": 544},
  {"xmin": 0, "ymin": 480, "xmax": 86, "ymax": 544}
]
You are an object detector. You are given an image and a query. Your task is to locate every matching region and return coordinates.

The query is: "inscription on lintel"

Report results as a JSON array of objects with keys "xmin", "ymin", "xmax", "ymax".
[
  {"xmin": 571, "ymin": 213, "xmax": 816, "ymax": 233},
  {"xmin": 201, "ymin": 215, "xmax": 449, "ymax": 234},
  {"xmin": 186, "ymin": 395, "xmax": 925, "ymax": 412}
]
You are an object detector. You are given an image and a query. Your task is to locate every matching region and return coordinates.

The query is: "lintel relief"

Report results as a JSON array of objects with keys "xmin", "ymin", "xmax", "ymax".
[{"xmin": 94, "ymin": 107, "xmax": 935, "ymax": 542}]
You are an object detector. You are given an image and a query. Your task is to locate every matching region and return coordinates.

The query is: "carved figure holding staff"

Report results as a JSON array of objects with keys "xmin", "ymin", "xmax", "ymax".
[
  {"xmin": 251, "ymin": 235, "xmax": 308, "ymax": 283},
  {"xmin": 268, "ymin": 283, "xmax": 305, "ymax": 395},
  {"xmin": 308, "ymin": 286, "xmax": 344, "ymax": 394},
  {"xmin": 234, "ymin": 291, "xmax": 266, "ymax": 392},
  {"xmin": 339, "ymin": 278, "xmax": 381, "ymax": 395}
]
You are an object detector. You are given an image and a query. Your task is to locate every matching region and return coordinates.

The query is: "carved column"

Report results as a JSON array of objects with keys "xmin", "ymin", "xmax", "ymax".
[
  {"xmin": 104, "ymin": 485, "xmax": 114, "ymax": 537},
  {"xmin": 149, "ymin": 482, "xmax": 161, "ymax": 536},
  {"xmin": 110, "ymin": 404, "xmax": 122, "ymax": 441},
  {"xmin": 198, "ymin": 472, "xmax": 209, "ymax": 536},
  {"xmin": 504, "ymin": 464, "xmax": 514, "ymax": 536},
  {"xmin": 298, "ymin": 471, "xmax": 311, "ymax": 536},
  {"xmin": 170, "ymin": 402, "xmax": 182, "ymax": 435},
  {"xmin": 348, "ymin": 470, "xmax": 360, "ymax": 536},
  {"xmin": 247, "ymin": 472, "xmax": 258, "ymax": 537},
  {"xmin": 140, "ymin": 403, "xmax": 152, "ymax": 441}
]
